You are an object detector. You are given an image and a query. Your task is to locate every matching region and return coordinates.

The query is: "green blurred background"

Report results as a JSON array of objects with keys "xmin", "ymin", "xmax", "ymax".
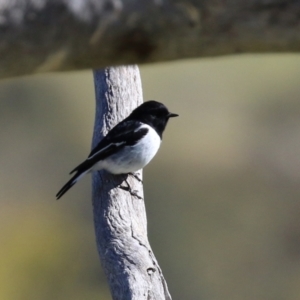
[{"xmin": 1, "ymin": 55, "xmax": 300, "ymax": 300}]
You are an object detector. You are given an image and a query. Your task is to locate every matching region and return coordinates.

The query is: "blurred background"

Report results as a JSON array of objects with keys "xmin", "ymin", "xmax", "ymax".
[{"xmin": 1, "ymin": 55, "xmax": 300, "ymax": 300}]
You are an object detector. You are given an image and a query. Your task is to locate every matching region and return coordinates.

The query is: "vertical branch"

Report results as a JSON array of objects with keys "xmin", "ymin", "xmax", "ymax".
[{"xmin": 92, "ymin": 66, "xmax": 172, "ymax": 300}]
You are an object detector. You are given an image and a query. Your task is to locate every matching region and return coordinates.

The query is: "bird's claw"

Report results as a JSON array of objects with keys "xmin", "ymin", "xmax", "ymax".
[
  {"xmin": 119, "ymin": 184, "xmax": 142, "ymax": 199},
  {"xmin": 128, "ymin": 172, "xmax": 143, "ymax": 184}
]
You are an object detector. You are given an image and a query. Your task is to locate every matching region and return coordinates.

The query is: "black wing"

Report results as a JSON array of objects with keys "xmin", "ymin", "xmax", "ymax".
[
  {"xmin": 69, "ymin": 120, "xmax": 148, "ymax": 175},
  {"xmin": 56, "ymin": 120, "xmax": 148, "ymax": 199}
]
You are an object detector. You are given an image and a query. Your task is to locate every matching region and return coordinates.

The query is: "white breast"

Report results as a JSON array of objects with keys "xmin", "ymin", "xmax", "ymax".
[{"xmin": 95, "ymin": 124, "xmax": 161, "ymax": 174}]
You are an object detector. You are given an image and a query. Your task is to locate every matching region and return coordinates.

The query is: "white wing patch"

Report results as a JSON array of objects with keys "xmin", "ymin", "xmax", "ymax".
[
  {"xmin": 98, "ymin": 124, "xmax": 161, "ymax": 174},
  {"xmin": 87, "ymin": 142, "xmax": 125, "ymax": 160}
]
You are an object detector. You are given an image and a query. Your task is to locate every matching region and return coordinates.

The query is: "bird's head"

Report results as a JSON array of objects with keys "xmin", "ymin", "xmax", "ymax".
[{"xmin": 129, "ymin": 100, "xmax": 178, "ymax": 138}]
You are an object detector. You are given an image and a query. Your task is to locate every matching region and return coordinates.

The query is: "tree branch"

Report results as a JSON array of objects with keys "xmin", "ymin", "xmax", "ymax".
[
  {"xmin": 0, "ymin": 0, "xmax": 299, "ymax": 79},
  {"xmin": 92, "ymin": 66, "xmax": 171, "ymax": 300}
]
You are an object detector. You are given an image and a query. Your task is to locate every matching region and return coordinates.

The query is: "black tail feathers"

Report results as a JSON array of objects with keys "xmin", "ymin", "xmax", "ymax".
[
  {"xmin": 56, "ymin": 160, "xmax": 93, "ymax": 199},
  {"xmin": 56, "ymin": 173, "xmax": 80, "ymax": 200}
]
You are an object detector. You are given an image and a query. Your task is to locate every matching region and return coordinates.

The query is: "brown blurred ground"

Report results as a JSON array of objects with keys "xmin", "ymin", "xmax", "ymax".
[{"xmin": 1, "ymin": 55, "xmax": 300, "ymax": 300}]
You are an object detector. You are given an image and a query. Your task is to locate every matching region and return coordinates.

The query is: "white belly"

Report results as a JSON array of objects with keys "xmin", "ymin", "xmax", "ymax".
[{"xmin": 94, "ymin": 125, "xmax": 161, "ymax": 174}]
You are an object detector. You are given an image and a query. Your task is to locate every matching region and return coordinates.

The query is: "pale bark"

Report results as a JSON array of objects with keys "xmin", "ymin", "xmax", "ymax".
[
  {"xmin": 92, "ymin": 66, "xmax": 171, "ymax": 300},
  {"xmin": 0, "ymin": 0, "xmax": 299, "ymax": 79}
]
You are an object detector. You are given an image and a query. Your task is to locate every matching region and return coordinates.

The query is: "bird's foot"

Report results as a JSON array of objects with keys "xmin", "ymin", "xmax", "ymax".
[
  {"xmin": 119, "ymin": 178, "xmax": 142, "ymax": 199},
  {"xmin": 128, "ymin": 172, "xmax": 143, "ymax": 184}
]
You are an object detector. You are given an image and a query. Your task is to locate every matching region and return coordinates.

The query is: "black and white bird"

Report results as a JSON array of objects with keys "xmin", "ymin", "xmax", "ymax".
[{"xmin": 56, "ymin": 100, "xmax": 178, "ymax": 199}]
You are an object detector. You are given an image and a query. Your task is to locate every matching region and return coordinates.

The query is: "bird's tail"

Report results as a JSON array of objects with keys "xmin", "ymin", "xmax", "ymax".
[{"xmin": 56, "ymin": 170, "xmax": 89, "ymax": 200}]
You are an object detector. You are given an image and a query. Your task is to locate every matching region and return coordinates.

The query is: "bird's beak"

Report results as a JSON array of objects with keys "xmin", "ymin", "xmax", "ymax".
[{"xmin": 168, "ymin": 112, "xmax": 179, "ymax": 118}]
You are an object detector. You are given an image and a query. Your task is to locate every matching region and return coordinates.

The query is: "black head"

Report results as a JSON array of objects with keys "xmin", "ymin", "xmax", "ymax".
[{"xmin": 129, "ymin": 100, "xmax": 178, "ymax": 138}]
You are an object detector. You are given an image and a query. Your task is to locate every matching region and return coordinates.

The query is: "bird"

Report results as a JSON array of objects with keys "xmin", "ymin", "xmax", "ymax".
[{"xmin": 56, "ymin": 100, "xmax": 178, "ymax": 199}]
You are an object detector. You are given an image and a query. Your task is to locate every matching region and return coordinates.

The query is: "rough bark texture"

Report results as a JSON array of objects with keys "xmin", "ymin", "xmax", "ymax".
[
  {"xmin": 1, "ymin": 0, "xmax": 300, "ymax": 79},
  {"xmin": 92, "ymin": 66, "xmax": 171, "ymax": 300}
]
